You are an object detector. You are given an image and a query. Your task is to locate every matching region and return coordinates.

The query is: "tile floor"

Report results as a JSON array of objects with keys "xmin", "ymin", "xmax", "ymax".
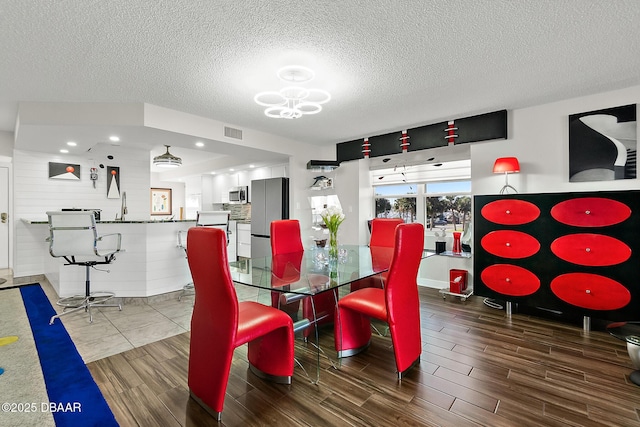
[{"xmin": 2, "ymin": 268, "xmax": 263, "ymax": 364}]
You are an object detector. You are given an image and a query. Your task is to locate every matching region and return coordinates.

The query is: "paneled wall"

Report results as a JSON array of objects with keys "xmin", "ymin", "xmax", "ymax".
[{"xmin": 13, "ymin": 146, "xmax": 150, "ymax": 277}]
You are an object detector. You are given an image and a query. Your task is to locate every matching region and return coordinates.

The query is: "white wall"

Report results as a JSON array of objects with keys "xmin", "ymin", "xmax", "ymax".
[
  {"xmin": 330, "ymin": 159, "xmax": 370, "ymax": 246},
  {"xmin": 472, "ymin": 85, "xmax": 640, "ymax": 195},
  {"xmin": 14, "ymin": 146, "xmax": 150, "ymax": 220},
  {"xmin": 13, "ymin": 145, "xmax": 150, "ymax": 277},
  {"xmin": 0, "ymin": 131, "xmax": 13, "ymax": 159}
]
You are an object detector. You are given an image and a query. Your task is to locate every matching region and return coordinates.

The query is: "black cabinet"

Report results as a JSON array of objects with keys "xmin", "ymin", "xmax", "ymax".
[
  {"xmin": 406, "ymin": 121, "xmax": 449, "ymax": 152},
  {"xmin": 474, "ymin": 190, "xmax": 640, "ymax": 321},
  {"xmin": 369, "ymin": 131, "xmax": 403, "ymax": 157},
  {"xmin": 455, "ymin": 110, "xmax": 507, "ymax": 144},
  {"xmin": 336, "ymin": 138, "xmax": 365, "ymax": 163},
  {"xmin": 336, "ymin": 109, "xmax": 507, "ymax": 163}
]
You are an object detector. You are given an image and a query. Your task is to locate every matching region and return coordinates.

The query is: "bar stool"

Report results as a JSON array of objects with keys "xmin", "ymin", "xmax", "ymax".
[
  {"xmin": 46, "ymin": 211, "xmax": 122, "ymax": 325},
  {"xmin": 178, "ymin": 211, "xmax": 231, "ymax": 301}
]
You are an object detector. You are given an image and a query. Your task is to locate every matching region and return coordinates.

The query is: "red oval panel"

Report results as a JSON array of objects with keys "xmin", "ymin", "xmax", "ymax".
[
  {"xmin": 481, "ymin": 264, "xmax": 540, "ymax": 296},
  {"xmin": 550, "ymin": 234, "xmax": 631, "ymax": 266},
  {"xmin": 551, "ymin": 197, "xmax": 631, "ymax": 227},
  {"xmin": 551, "ymin": 273, "xmax": 631, "ymax": 310},
  {"xmin": 481, "ymin": 199, "xmax": 540, "ymax": 225},
  {"xmin": 480, "ymin": 230, "xmax": 540, "ymax": 259}
]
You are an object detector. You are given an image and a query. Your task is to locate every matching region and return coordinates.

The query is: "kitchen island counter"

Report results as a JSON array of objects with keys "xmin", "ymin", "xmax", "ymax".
[
  {"xmin": 18, "ymin": 219, "xmax": 197, "ymax": 298},
  {"xmin": 22, "ymin": 218, "xmax": 196, "ymax": 224}
]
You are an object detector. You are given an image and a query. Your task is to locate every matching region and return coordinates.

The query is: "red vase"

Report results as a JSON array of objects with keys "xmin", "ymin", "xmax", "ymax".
[{"xmin": 453, "ymin": 232, "xmax": 462, "ymax": 254}]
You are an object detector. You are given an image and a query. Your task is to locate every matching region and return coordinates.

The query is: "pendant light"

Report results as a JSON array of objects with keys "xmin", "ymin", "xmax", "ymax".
[{"xmin": 153, "ymin": 145, "xmax": 182, "ymax": 168}]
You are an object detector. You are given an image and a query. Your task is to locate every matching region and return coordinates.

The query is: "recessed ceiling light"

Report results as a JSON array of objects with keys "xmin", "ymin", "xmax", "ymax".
[
  {"xmin": 109, "ymin": 136, "xmax": 120, "ymax": 142},
  {"xmin": 229, "ymin": 168, "xmax": 235, "ymax": 172},
  {"xmin": 249, "ymin": 164, "xmax": 255, "ymax": 168},
  {"xmin": 60, "ymin": 149, "xmax": 69, "ymax": 153},
  {"xmin": 210, "ymin": 171, "xmax": 216, "ymax": 175},
  {"xmin": 66, "ymin": 141, "xmax": 77, "ymax": 146},
  {"xmin": 195, "ymin": 141, "xmax": 204, "ymax": 147}
]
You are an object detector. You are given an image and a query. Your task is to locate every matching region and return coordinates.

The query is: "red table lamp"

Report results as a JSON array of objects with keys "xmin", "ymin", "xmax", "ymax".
[{"xmin": 493, "ymin": 157, "xmax": 520, "ymax": 194}]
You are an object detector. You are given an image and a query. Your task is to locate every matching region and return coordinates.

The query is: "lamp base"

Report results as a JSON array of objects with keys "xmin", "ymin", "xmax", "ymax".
[{"xmin": 499, "ymin": 184, "xmax": 518, "ymax": 194}]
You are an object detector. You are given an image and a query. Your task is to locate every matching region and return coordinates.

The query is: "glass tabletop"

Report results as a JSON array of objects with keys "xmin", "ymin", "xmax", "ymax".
[
  {"xmin": 607, "ymin": 321, "xmax": 640, "ymax": 346},
  {"xmin": 230, "ymin": 244, "xmax": 434, "ymax": 296}
]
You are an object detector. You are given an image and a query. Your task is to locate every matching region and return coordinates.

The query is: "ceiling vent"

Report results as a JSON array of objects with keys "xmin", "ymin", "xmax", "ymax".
[
  {"xmin": 306, "ymin": 160, "xmax": 340, "ymax": 172},
  {"xmin": 224, "ymin": 126, "xmax": 243, "ymax": 140}
]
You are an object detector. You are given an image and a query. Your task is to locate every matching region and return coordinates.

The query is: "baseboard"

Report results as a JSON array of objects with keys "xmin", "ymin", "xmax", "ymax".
[
  {"xmin": 13, "ymin": 274, "xmax": 46, "ymax": 285},
  {"xmin": 418, "ymin": 278, "xmax": 447, "ymax": 289}
]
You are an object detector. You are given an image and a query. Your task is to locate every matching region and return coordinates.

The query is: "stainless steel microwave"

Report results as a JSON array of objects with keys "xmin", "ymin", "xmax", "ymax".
[{"xmin": 228, "ymin": 186, "xmax": 248, "ymax": 204}]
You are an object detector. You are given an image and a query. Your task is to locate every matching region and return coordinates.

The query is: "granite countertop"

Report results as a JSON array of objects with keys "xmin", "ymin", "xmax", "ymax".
[{"xmin": 22, "ymin": 218, "xmax": 196, "ymax": 225}]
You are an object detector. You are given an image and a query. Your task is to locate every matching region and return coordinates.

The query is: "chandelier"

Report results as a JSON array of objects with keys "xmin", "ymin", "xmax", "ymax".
[
  {"xmin": 254, "ymin": 65, "xmax": 331, "ymax": 119},
  {"xmin": 153, "ymin": 145, "xmax": 182, "ymax": 168}
]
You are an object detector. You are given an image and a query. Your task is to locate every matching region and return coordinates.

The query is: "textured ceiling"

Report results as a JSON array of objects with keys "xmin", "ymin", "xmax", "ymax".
[{"xmin": 1, "ymin": 0, "xmax": 640, "ymax": 169}]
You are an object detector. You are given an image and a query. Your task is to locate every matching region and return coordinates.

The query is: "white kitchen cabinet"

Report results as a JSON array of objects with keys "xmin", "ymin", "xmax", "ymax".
[
  {"xmin": 212, "ymin": 174, "xmax": 237, "ymax": 203},
  {"xmin": 201, "ymin": 175, "xmax": 214, "ymax": 208},
  {"xmin": 227, "ymin": 220, "xmax": 237, "ymax": 261},
  {"xmin": 208, "ymin": 164, "xmax": 289, "ymax": 205},
  {"xmin": 237, "ymin": 223, "xmax": 251, "ymax": 258}
]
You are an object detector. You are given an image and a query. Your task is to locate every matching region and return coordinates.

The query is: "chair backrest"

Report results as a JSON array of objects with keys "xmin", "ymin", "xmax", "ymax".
[
  {"xmin": 47, "ymin": 211, "xmax": 99, "ymax": 257},
  {"xmin": 369, "ymin": 218, "xmax": 404, "ymax": 247},
  {"xmin": 197, "ymin": 210, "xmax": 230, "ymax": 230},
  {"xmin": 270, "ymin": 220, "xmax": 303, "ymax": 255},
  {"xmin": 192, "ymin": 211, "xmax": 231, "ymax": 246},
  {"xmin": 384, "ymin": 222, "xmax": 424, "ymax": 374},
  {"xmin": 271, "ymin": 251, "xmax": 303, "ymax": 287},
  {"xmin": 187, "ymin": 227, "xmax": 238, "ymax": 340},
  {"xmin": 384, "ymin": 223, "xmax": 424, "ymax": 312},
  {"xmin": 369, "ymin": 245, "xmax": 394, "ymax": 273}
]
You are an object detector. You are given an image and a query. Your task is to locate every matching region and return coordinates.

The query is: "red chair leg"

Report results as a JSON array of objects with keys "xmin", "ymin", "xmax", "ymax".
[
  {"xmin": 335, "ymin": 304, "xmax": 372, "ymax": 357},
  {"xmin": 388, "ymin": 307, "xmax": 422, "ymax": 375},
  {"xmin": 188, "ymin": 338, "xmax": 233, "ymax": 420},
  {"xmin": 247, "ymin": 325, "xmax": 295, "ymax": 383}
]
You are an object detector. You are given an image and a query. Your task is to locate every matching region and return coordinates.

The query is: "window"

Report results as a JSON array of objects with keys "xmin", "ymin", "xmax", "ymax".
[
  {"xmin": 371, "ymin": 159, "xmax": 471, "ymax": 231},
  {"xmin": 424, "ymin": 181, "xmax": 471, "ymax": 231},
  {"xmin": 374, "ymin": 184, "xmax": 416, "ymax": 222}
]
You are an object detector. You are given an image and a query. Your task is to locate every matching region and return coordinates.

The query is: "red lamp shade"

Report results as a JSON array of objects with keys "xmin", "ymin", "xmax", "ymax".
[{"xmin": 493, "ymin": 157, "xmax": 520, "ymax": 174}]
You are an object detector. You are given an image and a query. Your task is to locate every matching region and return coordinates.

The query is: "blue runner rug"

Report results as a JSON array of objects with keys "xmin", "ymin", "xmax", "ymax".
[{"xmin": 20, "ymin": 284, "xmax": 119, "ymax": 426}]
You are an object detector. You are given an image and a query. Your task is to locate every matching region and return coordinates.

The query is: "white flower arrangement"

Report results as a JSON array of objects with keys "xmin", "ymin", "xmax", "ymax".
[{"xmin": 320, "ymin": 206, "xmax": 345, "ymax": 233}]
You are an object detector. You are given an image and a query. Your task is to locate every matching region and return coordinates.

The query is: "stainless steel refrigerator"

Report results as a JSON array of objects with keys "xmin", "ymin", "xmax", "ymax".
[{"xmin": 250, "ymin": 177, "xmax": 289, "ymax": 258}]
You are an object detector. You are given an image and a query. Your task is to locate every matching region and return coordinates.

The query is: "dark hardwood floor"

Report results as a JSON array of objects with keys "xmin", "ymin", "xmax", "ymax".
[{"xmin": 87, "ymin": 287, "xmax": 640, "ymax": 426}]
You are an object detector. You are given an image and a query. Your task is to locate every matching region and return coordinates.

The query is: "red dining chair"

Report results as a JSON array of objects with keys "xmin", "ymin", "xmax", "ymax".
[
  {"xmin": 335, "ymin": 222, "xmax": 424, "ymax": 379},
  {"xmin": 270, "ymin": 250, "xmax": 304, "ymax": 318},
  {"xmin": 351, "ymin": 218, "xmax": 404, "ymax": 291},
  {"xmin": 369, "ymin": 218, "xmax": 404, "ymax": 247},
  {"xmin": 271, "ymin": 219, "xmax": 303, "ymax": 253},
  {"xmin": 186, "ymin": 227, "xmax": 294, "ymax": 422},
  {"xmin": 271, "ymin": 220, "xmax": 336, "ymax": 338},
  {"xmin": 270, "ymin": 220, "xmax": 304, "ymax": 318}
]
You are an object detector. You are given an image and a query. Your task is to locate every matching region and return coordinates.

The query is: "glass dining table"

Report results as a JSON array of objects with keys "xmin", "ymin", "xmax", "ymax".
[{"xmin": 229, "ymin": 244, "xmax": 435, "ymax": 383}]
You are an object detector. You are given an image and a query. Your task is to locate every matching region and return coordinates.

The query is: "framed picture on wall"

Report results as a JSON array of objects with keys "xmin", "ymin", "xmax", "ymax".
[
  {"xmin": 107, "ymin": 166, "xmax": 121, "ymax": 198},
  {"xmin": 569, "ymin": 104, "xmax": 637, "ymax": 182},
  {"xmin": 150, "ymin": 188, "xmax": 172, "ymax": 215},
  {"xmin": 48, "ymin": 162, "xmax": 80, "ymax": 180}
]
